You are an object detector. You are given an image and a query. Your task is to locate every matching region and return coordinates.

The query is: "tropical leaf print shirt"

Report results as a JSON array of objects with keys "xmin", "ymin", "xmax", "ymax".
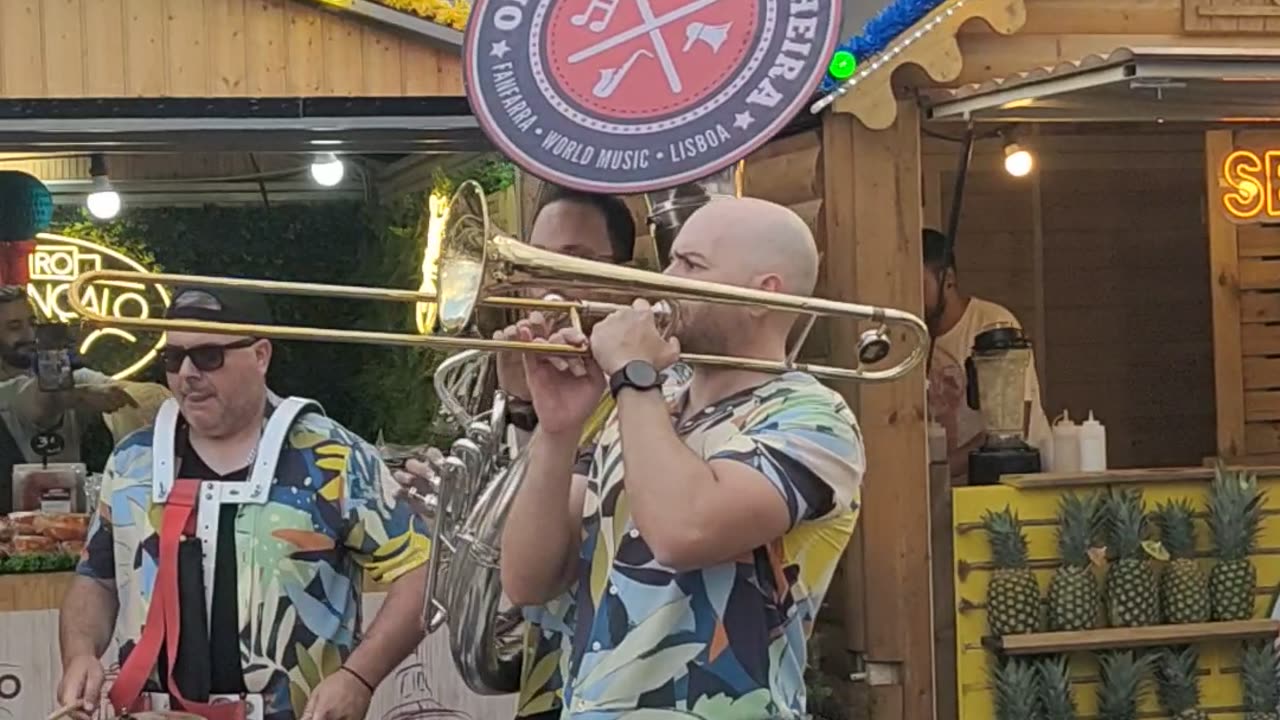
[
  {"xmin": 76, "ymin": 410, "xmax": 430, "ymax": 720},
  {"xmin": 563, "ymin": 370, "xmax": 864, "ymax": 719}
]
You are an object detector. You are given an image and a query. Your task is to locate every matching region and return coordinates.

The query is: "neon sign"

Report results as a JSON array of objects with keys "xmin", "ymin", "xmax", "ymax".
[
  {"xmin": 27, "ymin": 233, "xmax": 170, "ymax": 379},
  {"xmin": 1221, "ymin": 149, "xmax": 1280, "ymax": 223}
]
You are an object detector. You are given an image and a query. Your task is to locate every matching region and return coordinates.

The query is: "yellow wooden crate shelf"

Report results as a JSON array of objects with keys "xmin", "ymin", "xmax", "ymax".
[
  {"xmin": 953, "ymin": 477, "xmax": 1280, "ymax": 719},
  {"xmin": 985, "ymin": 619, "xmax": 1280, "ymax": 655}
]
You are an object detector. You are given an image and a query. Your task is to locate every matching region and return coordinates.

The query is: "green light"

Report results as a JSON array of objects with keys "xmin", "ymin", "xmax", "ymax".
[{"xmin": 828, "ymin": 50, "xmax": 857, "ymax": 80}]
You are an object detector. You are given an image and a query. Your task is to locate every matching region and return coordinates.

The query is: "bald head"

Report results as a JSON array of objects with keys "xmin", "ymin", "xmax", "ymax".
[
  {"xmin": 665, "ymin": 197, "xmax": 820, "ymax": 357},
  {"xmin": 672, "ymin": 197, "xmax": 819, "ymax": 296}
]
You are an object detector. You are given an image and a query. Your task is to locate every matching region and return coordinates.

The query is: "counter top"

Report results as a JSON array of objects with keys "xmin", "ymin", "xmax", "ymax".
[
  {"xmin": 0, "ymin": 572, "xmax": 394, "ymax": 612},
  {"xmin": 0, "ymin": 572, "xmax": 74, "ymax": 612},
  {"xmin": 998, "ymin": 465, "xmax": 1280, "ymax": 489}
]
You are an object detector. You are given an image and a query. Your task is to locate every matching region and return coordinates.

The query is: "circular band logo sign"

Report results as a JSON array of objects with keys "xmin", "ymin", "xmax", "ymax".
[{"xmin": 465, "ymin": 0, "xmax": 842, "ymax": 194}]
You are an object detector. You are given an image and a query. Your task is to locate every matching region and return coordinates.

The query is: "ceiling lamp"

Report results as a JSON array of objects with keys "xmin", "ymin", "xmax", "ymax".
[
  {"xmin": 1003, "ymin": 142, "xmax": 1034, "ymax": 178},
  {"xmin": 86, "ymin": 154, "xmax": 121, "ymax": 220},
  {"xmin": 310, "ymin": 153, "xmax": 345, "ymax": 187}
]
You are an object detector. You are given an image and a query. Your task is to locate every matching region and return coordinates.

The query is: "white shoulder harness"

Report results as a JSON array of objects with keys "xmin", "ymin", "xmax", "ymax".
[{"xmin": 149, "ymin": 396, "xmax": 324, "ymax": 621}]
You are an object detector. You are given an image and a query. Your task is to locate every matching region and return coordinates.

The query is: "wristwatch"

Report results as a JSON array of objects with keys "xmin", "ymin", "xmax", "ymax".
[
  {"xmin": 609, "ymin": 360, "xmax": 661, "ymax": 398},
  {"xmin": 505, "ymin": 397, "xmax": 538, "ymax": 432}
]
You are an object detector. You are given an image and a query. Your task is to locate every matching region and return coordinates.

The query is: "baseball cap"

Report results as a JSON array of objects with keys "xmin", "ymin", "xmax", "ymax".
[{"xmin": 166, "ymin": 286, "xmax": 274, "ymax": 326}]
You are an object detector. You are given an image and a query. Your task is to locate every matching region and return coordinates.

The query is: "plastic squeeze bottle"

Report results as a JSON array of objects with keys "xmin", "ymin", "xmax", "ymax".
[{"xmin": 1079, "ymin": 411, "xmax": 1107, "ymax": 472}]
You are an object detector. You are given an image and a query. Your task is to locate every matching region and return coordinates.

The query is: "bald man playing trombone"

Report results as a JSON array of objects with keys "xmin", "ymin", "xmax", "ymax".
[{"xmin": 497, "ymin": 197, "xmax": 865, "ymax": 720}]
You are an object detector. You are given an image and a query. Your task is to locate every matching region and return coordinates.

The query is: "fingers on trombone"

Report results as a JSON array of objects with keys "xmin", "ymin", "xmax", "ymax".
[{"xmin": 544, "ymin": 328, "xmax": 587, "ymax": 371}]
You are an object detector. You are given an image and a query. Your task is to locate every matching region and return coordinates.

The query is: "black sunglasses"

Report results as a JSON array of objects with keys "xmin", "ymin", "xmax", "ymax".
[{"xmin": 162, "ymin": 338, "xmax": 259, "ymax": 374}]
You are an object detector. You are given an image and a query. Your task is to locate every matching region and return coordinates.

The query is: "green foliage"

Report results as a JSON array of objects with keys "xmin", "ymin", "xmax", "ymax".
[
  {"xmin": 51, "ymin": 196, "xmax": 449, "ymax": 460},
  {"xmin": 805, "ymin": 625, "xmax": 848, "ymax": 720},
  {"xmin": 432, "ymin": 155, "xmax": 517, "ymax": 198}
]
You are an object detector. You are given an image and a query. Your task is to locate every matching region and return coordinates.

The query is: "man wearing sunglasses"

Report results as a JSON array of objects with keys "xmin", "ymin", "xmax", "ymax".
[{"xmin": 57, "ymin": 287, "xmax": 430, "ymax": 720}]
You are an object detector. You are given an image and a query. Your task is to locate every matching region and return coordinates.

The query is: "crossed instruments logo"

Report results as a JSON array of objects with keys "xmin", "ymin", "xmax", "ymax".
[
  {"xmin": 27, "ymin": 233, "xmax": 171, "ymax": 380},
  {"xmin": 465, "ymin": 0, "xmax": 841, "ymax": 194}
]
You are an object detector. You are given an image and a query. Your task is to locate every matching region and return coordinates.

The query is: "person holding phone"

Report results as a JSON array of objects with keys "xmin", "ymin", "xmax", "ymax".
[{"xmin": 0, "ymin": 286, "xmax": 137, "ymax": 513}]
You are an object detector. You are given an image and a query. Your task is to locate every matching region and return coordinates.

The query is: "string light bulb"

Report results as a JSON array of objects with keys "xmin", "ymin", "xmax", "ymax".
[
  {"xmin": 310, "ymin": 153, "xmax": 345, "ymax": 187},
  {"xmin": 1003, "ymin": 142, "xmax": 1034, "ymax": 178},
  {"xmin": 85, "ymin": 154, "xmax": 121, "ymax": 220}
]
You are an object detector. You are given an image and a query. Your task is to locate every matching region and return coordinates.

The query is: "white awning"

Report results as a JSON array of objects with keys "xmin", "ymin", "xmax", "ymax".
[{"xmin": 925, "ymin": 47, "xmax": 1280, "ymax": 123}]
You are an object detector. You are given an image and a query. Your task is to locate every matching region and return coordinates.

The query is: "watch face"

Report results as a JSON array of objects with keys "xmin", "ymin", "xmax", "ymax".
[{"xmin": 625, "ymin": 361, "xmax": 659, "ymax": 389}]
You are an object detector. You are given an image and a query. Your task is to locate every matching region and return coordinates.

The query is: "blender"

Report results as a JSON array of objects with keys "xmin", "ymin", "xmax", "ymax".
[{"xmin": 965, "ymin": 325, "xmax": 1042, "ymax": 485}]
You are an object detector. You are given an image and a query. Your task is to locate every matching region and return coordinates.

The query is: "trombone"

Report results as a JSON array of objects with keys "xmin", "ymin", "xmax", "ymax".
[{"xmin": 66, "ymin": 181, "xmax": 929, "ymax": 382}]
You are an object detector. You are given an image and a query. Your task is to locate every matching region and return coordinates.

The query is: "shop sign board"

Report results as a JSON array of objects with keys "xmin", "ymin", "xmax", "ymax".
[{"xmin": 1220, "ymin": 148, "xmax": 1280, "ymax": 224}]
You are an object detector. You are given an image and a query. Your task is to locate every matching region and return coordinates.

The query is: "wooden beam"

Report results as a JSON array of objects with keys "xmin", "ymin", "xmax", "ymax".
[
  {"xmin": 988, "ymin": 619, "xmax": 1280, "ymax": 655},
  {"xmin": 825, "ymin": 100, "xmax": 932, "ymax": 720},
  {"xmin": 1207, "ymin": 130, "xmax": 1246, "ymax": 457}
]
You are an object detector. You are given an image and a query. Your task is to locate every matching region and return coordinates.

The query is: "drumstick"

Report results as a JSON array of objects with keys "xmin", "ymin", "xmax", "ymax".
[{"xmin": 45, "ymin": 703, "xmax": 81, "ymax": 720}]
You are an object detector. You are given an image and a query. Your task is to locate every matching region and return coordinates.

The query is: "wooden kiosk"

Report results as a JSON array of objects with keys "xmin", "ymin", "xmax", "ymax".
[{"xmin": 806, "ymin": 0, "xmax": 1280, "ymax": 719}]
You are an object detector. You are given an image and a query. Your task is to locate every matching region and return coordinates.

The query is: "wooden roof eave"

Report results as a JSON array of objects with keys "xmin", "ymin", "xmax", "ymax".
[
  {"xmin": 814, "ymin": 0, "xmax": 1027, "ymax": 130},
  {"xmin": 306, "ymin": 0, "xmax": 463, "ymax": 49}
]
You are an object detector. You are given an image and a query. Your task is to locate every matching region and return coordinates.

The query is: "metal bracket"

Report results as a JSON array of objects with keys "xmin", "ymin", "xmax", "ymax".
[{"xmin": 849, "ymin": 661, "xmax": 903, "ymax": 687}]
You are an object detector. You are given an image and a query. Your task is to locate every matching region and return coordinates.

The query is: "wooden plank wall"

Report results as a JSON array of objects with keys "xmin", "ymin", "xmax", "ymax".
[
  {"xmin": 924, "ymin": 126, "xmax": 1216, "ymax": 469},
  {"xmin": 1209, "ymin": 130, "xmax": 1280, "ymax": 463},
  {"xmin": 0, "ymin": 0, "xmax": 463, "ymax": 99},
  {"xmin": 952, "ymin": 475, "xmax": 1280, "ymax": 720}
]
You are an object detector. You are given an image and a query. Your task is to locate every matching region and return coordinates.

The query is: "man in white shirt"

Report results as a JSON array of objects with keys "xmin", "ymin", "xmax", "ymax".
[
  {"xmin": 922, "ymin": 229, "xmax": 1049, "ymax": 484},
  {"xmin": 0, "ymin": 286, "xmax": 135, "ymax": 512}
]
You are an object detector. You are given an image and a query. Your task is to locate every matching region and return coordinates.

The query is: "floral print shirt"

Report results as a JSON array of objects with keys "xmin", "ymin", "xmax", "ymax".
[
  {"xmin": 561, "ymin": 370, "xmax": 864, "ymax": 719},
  {"xmin": 77, "ymin": 409, "xmax": 430, "ymax": 720}
]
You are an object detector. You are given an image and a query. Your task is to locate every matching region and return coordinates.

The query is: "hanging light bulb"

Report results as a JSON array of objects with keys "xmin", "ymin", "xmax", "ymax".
[
  {"xmin": 1003, "ymin": 142, "xmax": 1034, "ymax": 178},
  {"xmin": 310, "ymin": 153, "xmax": 345, "ymax": 187},
  {"xmin": 85, "ymin": 154, "xmax": 121, "ymax": 220}
]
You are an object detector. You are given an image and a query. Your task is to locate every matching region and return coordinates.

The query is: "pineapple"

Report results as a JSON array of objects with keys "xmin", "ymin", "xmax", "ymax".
[
  {"xmin": 1154, "ymin": 499, "xmax": 1210, "ymax": 624},
  {"xmin": 1037, "ymin": 655, "xmax": 1077, "ymax": 720},
  {"xmin": 1154, "ymin": 646, "xmax": 1209, "ymax": 720},
  {"xmin": 1096, "ymin": 651, "xmax": 1153, "ymax": 720},
  {"xmin": 1104, "ymin": 489, "xmax": 1160, "ymax": 627},
  {"xmin": 983, "ymin": 506, "xmax": 1042, "ymax": 635},
  {"xmin": 1243, "ymin": 640, "xmax": 1280, "ymax": 720},
  {"xmin": 994, "ymin": 657, "xmax": 1042, "ymax": 720},
  {"xmin": 1208, "ymin": 466, "xmax": 1266, "ymax": 621},
  {"xmin": 1048, "ymin": 492, "xmax": 1103, "ymax": 631}
]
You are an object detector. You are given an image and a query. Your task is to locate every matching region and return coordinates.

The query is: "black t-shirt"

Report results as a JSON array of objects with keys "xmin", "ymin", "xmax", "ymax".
[{"xmin": 154, "ymin": 428, "xmax": 247, "ymax": 698}]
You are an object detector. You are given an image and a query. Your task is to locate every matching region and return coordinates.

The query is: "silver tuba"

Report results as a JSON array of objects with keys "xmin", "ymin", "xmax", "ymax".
[{"xmin": 410, "ymin": 348, "xmax": 526, "ymax": 695}]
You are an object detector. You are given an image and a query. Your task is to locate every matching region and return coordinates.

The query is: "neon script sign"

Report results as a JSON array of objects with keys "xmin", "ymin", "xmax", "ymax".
[
  {"xmin": 1222, "ymin": 149, "xmax": 1280, "ymax": 223},
  {"xmin": 28, "ymin": 233, "xmax": 170, "ymax": 379}
]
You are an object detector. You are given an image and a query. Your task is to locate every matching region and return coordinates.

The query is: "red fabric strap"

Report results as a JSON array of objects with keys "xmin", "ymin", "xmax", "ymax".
[{"xmin": 108, "ymin": 479, "xmax": 246, "ymax": 720}]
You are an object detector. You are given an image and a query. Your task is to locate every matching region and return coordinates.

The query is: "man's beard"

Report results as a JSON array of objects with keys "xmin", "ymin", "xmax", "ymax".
[
  {"xmin": 672, "ymin": 305, "xmax": 731, "ymax": 357},
  {"xmin": 1, "ymin": 342, "xmax": 35, "ymax": 370}
]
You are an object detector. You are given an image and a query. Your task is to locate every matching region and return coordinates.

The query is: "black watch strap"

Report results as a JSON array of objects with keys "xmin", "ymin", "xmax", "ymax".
[
  {"xmin": 609, "ymin": 361, "xmax": 661, "ymax": 398},
  {"xmin": 505, "ymin": 398, "xmax": 538, "ymax": 432}
]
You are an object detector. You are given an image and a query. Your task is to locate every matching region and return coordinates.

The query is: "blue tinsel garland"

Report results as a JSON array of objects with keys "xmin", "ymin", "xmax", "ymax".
[{"xmin": 819, "ymin": 0, "xmax": 947, "ymax": 94}]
